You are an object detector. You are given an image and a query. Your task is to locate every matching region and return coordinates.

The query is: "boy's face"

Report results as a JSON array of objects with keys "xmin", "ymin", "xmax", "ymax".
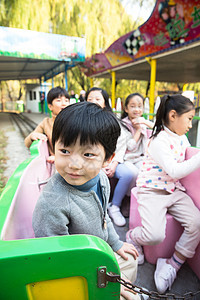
[
  {"xmin": 48, "ymin": 96, "xmax": 70, "ymax": 117},
  {"xmin": 55, "ymin": 137, "xmax": 107, "ymax": 185}
]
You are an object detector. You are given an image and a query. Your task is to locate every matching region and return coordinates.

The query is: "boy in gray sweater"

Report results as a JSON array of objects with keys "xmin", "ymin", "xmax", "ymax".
[{"xmin": 32, "ymin": 102, "xmax": 140, "ymax": 300}]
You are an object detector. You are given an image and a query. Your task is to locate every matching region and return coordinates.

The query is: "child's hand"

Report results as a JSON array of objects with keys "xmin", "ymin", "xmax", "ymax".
[
  {"xmin": 103, "ymin": 161, "xmax": 118, "ymax": 178},
  {"xmin": 121, "ymin": 281, "xmax": 137, "ymax": 298},
  {"xmin": 116, "ymin": 242, "xmax": 139, "ymax": 260},
  {"xmin": 132, "ymin": 117, "xmax": 144, "ymax": 124},
  {"xmin": 46, "ymin": 155, "xmax": 55, "ymax": 164},
  {"xmin": 30, "ymin": 132, "xmax": 48, "ymax": 141},
  {"xmin": 132, "ymin": 116, "xmax": 146, "ymax": 126},
  {"xmin": 132, "ymin": 117, "xmax": 154, "ymax": 129},
  {"xmin": 131, "ymin": 118, "xmax": 142, "ymax": 131}
]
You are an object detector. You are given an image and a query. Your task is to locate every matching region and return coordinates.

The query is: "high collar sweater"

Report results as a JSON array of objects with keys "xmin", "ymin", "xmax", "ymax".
[{"xmin": 32, "ymin": 170, "xmax": 123, "ymax": 252}]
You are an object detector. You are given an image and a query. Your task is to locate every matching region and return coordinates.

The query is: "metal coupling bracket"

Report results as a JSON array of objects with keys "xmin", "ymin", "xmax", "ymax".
[{"xmin": 97, "ymin": 266, "xmax": 120, "ymax": 288}]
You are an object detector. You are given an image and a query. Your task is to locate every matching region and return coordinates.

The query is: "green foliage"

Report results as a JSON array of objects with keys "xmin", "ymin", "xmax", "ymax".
[
  {"xmin": 0, "ymin": 0, "xmax": 48, "ymax": 30},
  {"xmin": 0, "ymin": 0, "xmax": 139, "ymax": 94},
  {"xmin": 0, "ymin": 0, "xmax": 199, "ymax": 99},
  {"xmin": 0, "ymin": 0, "xmax": 138, "ymax": 57},
  {"xmin": 183, "ymin": 83, "xmax": 200, "ymax": 94}
]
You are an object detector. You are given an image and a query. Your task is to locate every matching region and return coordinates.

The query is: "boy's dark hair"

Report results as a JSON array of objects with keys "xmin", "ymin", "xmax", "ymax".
[
  {"xmin": 52, "ymin": 102, "xmax": 121, "ymax": 160},
  {"xmin": 85, "ymin": 87, "xmax": 112, "ymax": 111},
  {"xmin": 152, "ymin": 94, "xmax": 194, "ymax": 138},
  {"xmin": 121, "ymin": 93, "xmax": 144, "ymax": 119},
  {"xmin": 47, "ymin": 86, "xmax": 70, "ymax": 104}
]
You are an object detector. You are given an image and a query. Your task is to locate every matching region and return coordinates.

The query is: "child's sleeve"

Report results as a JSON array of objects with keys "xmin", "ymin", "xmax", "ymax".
[
  {"xmin": 24, "ymin": 120, "xmax": 45, "ymax": 148},
  {"xmin": 126, "ymin": 124, "xmax": 148, "ymax": 152},
  {"xmin": 149, "ymin": 135, "xmax": 200, "ymax": 179},
  {"xmin": 112, "ymin": 126, "xmax": 129, "ymax": 163},
  {"xmin": 106, "ymin": 214, "xmax": 123, "ymax": 252}
]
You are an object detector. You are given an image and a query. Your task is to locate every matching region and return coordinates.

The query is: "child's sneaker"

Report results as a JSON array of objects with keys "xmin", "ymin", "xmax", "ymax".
[
  {"xmin": 108, "ymin": 204, "xmax": 126, "ymax": 227},
  {"xmin": 126, "ymin": 229, "xmax": 144, "ymax": 264},
  {"xmin": 154, "ymin": 258, "xmax": 177, "ymax": 294}
]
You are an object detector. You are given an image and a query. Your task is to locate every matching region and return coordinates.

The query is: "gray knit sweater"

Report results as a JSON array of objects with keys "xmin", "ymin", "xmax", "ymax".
[{"xmin": 32, "ymin": 170, "xmax": 123, "ymax": 252}]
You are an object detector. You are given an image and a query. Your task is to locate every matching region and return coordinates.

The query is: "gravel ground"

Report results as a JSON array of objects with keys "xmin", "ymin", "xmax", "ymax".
[
  {"xmin": 1, "ymin": 112, "xmax": 47, "ymax": 182},
  {"xmin": 1, "ymin": 113, "xmax": 30, "ymax": 181}
]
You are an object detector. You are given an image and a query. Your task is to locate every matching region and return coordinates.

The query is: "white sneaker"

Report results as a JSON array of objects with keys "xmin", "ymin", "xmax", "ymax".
[
  {"xmin": 108, "ymin": 204, "xmax": 126, "ymax": 226},
  {"xmin": 154, "ymin": 258, "xmax": 177, "ymax": 294},
  {"xmin": 126, "ymin": 229, "xmax": 144, "ymax": 264}
]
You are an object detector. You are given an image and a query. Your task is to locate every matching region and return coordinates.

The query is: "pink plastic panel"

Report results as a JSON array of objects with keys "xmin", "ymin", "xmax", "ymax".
[
  {"xmin": 181, "ymin": 147, "xmax": 200, "ymax": 278},
  {"xmin": 2, "ymin": 141, "xmax": 54, "ymax": 241},
  {"xmin": 180, "ymin": 147, "xmax": 200, "ymax": 210}
]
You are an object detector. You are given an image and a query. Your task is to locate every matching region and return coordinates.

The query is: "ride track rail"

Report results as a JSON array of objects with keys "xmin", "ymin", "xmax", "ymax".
[{"xmin": 10, "ymin": 113, "xmax": 38, "ymax": 139}]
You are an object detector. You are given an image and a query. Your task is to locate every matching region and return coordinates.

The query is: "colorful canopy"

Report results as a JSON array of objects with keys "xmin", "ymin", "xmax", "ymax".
[{"xmin": 82, "ymin": 0, "xmax": 200, "ymax": 83}]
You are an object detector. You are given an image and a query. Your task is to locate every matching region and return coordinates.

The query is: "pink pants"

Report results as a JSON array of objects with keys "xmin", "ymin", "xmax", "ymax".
[{"xmin": 132, "ymin": 188, "xmax": 200, "ymax": 258}]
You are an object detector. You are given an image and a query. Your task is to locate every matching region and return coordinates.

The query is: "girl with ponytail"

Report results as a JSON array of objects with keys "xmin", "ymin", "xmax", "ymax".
[{"xmin": 126, "ymin": 94, "xmax": 200, "ymax": 294}]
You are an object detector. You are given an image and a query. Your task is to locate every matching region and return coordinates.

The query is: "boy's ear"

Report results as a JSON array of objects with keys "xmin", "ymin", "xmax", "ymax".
[
  {"xmin": 102, "ymin": 153, "xmax": 115, "ymax": 168},
  {"xmin": 48, "ymin": 103, "xmax": 53, "ymax": 111}
]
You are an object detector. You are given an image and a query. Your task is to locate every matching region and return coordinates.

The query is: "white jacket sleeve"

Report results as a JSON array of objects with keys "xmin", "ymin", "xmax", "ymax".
[
  {"xmin": 113, "ymin": 125, "xmax": 131, "ymax": 163},
  {"xmin": 148, "ymin": 135, "xmax": 200, "ymax": 180}
]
